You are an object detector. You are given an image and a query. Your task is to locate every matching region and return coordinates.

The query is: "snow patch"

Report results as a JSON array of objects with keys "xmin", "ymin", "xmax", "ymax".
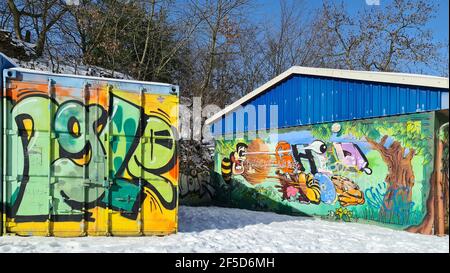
[
  {"xmin": 0, "ymin": 206, "xmax": 448, "ymax": 253},
  {"xmin": 10, "ymin": 57, "xmax": 134, "ymax": 80}
]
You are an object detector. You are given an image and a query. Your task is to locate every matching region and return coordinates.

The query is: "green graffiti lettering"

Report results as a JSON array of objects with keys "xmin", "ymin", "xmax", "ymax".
[{"xmin": 4, "ymin": 91, "xmax": 177, "ymax": 221}]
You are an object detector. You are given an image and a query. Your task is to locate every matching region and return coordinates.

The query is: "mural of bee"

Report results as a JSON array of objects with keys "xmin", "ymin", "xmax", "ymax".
[
  {"xmin": 298, "ymin": 172, "xmax": 321, "ymax": 204},
  {"xmin": 221, "ymin": 157, "xmax": 232, "ymax": 182},
  {"xmin": 221, "ymin": 143, "xmax": 248, "ymax": 183},
  {"xmin": 275, "ymin": 171, "xmax": 321, "ymax": 204}
]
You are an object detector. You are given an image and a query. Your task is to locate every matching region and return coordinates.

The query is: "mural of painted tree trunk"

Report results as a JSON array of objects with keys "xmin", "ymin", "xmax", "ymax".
[
  {"xmin": 407, "ymin": 118, "xmax": 449, "ymax": 236},
  {"xmin": 366, "ymin": 136, "xmax": 415, "ymax": 222}
]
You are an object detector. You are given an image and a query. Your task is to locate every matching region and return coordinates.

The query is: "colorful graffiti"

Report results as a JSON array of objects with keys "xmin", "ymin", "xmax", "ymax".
[
  {"xmin": 221, "ymin": 139, "xmax": 367, "ymax": 208},
  {"xmin": 214, "ymin": 112, "xmax": 442, "ymax": 231},
  {"xmin": 179, "ymin": 171, "xmax": 215, "ymax": 205},
  {"xmin": 2, "ymin": 80, "xmax": 179, "ymax": 236},
  {"xmin": 221, "ymin": 143, "xmax": 248, "ymax": 183}
]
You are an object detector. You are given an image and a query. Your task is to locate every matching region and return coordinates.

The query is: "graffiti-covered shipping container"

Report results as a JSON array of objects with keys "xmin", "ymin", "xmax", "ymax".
[
  {"xmin": 206, "ymin": 66, "xmax": 449, "ymax": 235},
  {"xmin": 1, "ymin": 55, "xmax": 179, "ymax": 236}
]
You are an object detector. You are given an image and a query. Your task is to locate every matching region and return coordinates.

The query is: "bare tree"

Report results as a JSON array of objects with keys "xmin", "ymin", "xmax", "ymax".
[
  {"xmin": 132, "ymin": 0, "xmax": 201, "ymax": 81},
  {"xmin": 231, "ymin": 25, "xmax": 266, "ymax": 98},
  {"xmin": 259, "ymin": 0, "xmax": 345, "ymax": 80},
  {"xmin": 186, "ymin": 0, "xmax": 252, "ymax": 104},
  {"xmin": 6, "ymin": 0, "xmax": 69, "ymax": 57},
  {"xmin": 262, "ymin": 0, "xmax": 311, "ymax": 77},
  {"xmin": 0, "ymin": 1, "xmax": 12, "ymax": 29},
  {"xmin": 439, "ymin": 41, "xmax": 449, "ymax": 77},
  {"xmin": 62, "ymin": 0, "xmax": 110, "ymax": 65},
  {"xmin": 358, "ymin": 0, "xmax": 441, "ymax": 72},
  {"xmin": 1, "ymin": 0, "xmax": 447, "ymax": 96},
  {"xmin": 311, "ymin": 0, "xmax": 447, "ymax": 75},
  {"xmin": 311, "ymin": 1, "xmax": 360, "ymax": 70}
]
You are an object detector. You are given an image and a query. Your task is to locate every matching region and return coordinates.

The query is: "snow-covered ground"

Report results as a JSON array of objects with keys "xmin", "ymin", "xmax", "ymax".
[{"xmin": 0, "ymin": 206, "xmax": 448, "ymax": 253}]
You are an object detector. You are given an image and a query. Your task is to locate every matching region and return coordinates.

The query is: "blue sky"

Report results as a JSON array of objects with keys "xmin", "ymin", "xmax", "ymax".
[
  {"xmin": 174, "ymin": 0, "xmax": 449, "ymax": 75},
  {"xmin": 251, "ymin": 0, "xmax": 449, "ymax": 75},
  {"xmin": 255, "ymin": 0, "xmax": 449, "ymax": 43}
]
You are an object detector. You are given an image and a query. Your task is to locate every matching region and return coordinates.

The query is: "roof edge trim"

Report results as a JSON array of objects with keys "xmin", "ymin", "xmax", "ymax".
[{"xmin": 8, "ymin": 67, "xmax": 176, "ymax": 88}]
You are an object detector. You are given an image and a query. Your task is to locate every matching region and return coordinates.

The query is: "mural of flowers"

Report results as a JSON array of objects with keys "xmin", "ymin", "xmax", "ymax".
[{"xmin": 334, "ymin": 207, "xmax": 354, "ymax": 222}]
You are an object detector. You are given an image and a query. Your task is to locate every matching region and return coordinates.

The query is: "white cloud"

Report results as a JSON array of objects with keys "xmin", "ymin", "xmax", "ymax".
[{"xmin": 366, "ymin": 0, "xmax": 380, "ymax": 5}]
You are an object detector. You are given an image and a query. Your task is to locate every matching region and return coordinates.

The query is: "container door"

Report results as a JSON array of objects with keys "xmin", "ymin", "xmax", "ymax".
[
  {"xmin": 3, "ymin": 77, "xmax": 72, "ymax": 236},
  {"xmin": 1, "ymin": 64, "xmax": 17, "ymax": 236},
  {"xmin": 3, "ymin": 74, "xmax": 95, "ymax": 236},
  {"xmin": 83, "ymin": 84, "xmax": 109, "ymax": 236},
  {"xmin": 105, "ymin": 88, "xmax": 179, "ymax": 235},
  {"xmin": 139, "ymin": 93, "xmax": 178, "ymax": 235},
  {"xmin": 46, "ymin": 79, "xmax": 88, "ymax": 236},
  {"xmin": 51, "ymin": 82, "xmax": 109, "ymax": 236},
  {"xmin": 106, "ymin": 88, "xmax": 144, "ymax": 236},
  {"xmin": 2, "ymin": 79, "xmax": 53, "ymax": 235}
]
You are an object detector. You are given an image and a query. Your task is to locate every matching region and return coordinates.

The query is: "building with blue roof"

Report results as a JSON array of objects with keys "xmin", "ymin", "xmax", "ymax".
[
  {"xmin": 207, "ymin": 66, "xmax": 448, "ymax": 136},
  {"xmin": 206, "ymin": 66, "xmax": 449, "ymax": 235}
]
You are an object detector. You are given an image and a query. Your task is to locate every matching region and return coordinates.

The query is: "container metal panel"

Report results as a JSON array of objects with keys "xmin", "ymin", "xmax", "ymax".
[
  {"xmin": 2, "ymin": 68, "xmax": 179, "ymax": 236},
  {"xmin": 0, "ymin": 53, "xmax": 17, "ymax": 236},
  {"xmin": 212, "ymin": 74, "xmax": 447, "ymax": 136}
]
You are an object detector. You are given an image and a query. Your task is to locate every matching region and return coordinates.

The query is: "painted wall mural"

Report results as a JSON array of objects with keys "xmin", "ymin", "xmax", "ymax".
[
  {"xmin": 1, "ymin": 79, "xmax": 179, "ymax": 236},
  {"xmin": 440, "ymin": 121, "xmax": 449, "ymax": 234},
  {"xmin": 213, "ymin": 112, "xmax": 445, "ymax": 232}
]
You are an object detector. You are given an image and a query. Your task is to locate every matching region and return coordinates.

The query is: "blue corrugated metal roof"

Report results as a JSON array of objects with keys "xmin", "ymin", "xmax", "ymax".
[{"xmin": 210, "ymin": 71, "xmax": 448, "ymax": 136}]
